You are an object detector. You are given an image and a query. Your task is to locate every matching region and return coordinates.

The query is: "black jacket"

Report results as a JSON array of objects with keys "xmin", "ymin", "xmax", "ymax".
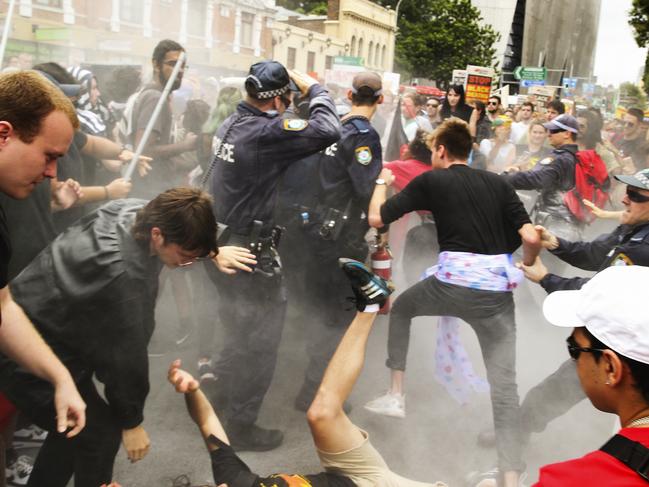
[
  {"xmin": 10, "ymin": 199, "xmax": 161, "ymax": 429},
  {"xmin": 505, "ymin": 144, "xmax": 578, "ymax": 223},
  {"xmin": 540, "ymin": 222, "xmax": 649, "ymax": 293}
]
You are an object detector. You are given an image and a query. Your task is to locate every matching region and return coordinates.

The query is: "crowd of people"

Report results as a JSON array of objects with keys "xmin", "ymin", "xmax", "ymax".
[{"xmin": 0, "ymin": 37, "xmax": 648, "ymax": 487}]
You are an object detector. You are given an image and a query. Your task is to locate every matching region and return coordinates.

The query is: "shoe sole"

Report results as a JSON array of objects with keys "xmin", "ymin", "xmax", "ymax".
[
  {"xmin": 338, "ymin": 258, "xmax": 394, "ymax": 300},
  {"xmin": 363, "ymin": 405, "xmax": 405, "ymax": 419}
]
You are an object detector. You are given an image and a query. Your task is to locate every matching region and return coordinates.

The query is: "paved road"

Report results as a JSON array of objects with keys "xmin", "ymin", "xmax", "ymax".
[{"xmin": 112, "ymin": 219, "xmax": 617, "ymax": 487}]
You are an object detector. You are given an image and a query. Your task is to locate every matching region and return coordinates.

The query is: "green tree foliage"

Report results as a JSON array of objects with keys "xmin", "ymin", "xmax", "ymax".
[
  {"xmin": 629, "ymin": 0, "xmax": 649, "ymax": 96},
  {"xmin": 393, "ymin": 0, "xmax": 500, "ymax": 88},
  {"xmin": 619, "ymin": 82, "xmax": 647, "ymax": 110},
  {"xmin": 276, "ymin": 0, "xmax": 327, "ymax": 15}
]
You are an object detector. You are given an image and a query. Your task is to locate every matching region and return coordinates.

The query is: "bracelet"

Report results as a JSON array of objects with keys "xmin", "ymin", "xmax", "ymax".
[{"xmin": 104, "ymin": 186, "xmax": 110, "ymax": 200}]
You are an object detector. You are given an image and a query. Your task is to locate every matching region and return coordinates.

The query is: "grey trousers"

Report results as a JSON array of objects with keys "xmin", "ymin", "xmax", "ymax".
[{"xmin": 387, "ymin": 276, "xmax": 524, "ymax": 472}]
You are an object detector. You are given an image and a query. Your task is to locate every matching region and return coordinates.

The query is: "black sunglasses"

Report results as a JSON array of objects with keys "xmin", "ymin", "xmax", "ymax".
[
  {"xmin": 627, "ymin": 187, "xmax": 649, "ymax": 203},
  {"xmin": 488, "ymin": 101, "xmax": 498, "ymax": 106},
  {"xmin": 548, "ymin": 128, "xmax": 566, "ymax": 135},
  {"xmin": 566, "ymin": 336, "xmax": 607, "ymax": 361},
  {"xmin": 427, "ymin": 103, "xmax": 439, "ymax": 108}
]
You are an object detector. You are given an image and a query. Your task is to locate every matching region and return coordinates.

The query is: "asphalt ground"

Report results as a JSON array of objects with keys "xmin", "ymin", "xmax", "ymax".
[{"xmin": 108, "ymin": 217, "xmax": 619, "ymax": 487}]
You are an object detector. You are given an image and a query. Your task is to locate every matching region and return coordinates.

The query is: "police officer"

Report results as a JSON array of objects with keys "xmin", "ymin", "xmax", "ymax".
[
  {"xmin": 293, "ymin": 72, "xmax": 384, "ymax": 411},
  {"xmin": 504, "ymin": 114, "xmax": 581, "ymax": 241},
  {"xmin": 205, "ymin": 60, "xmax": 340, "ymax": 451},
  {"xmin": 478, "ymin": 167, "xmax": 649, "ymax": 448}
]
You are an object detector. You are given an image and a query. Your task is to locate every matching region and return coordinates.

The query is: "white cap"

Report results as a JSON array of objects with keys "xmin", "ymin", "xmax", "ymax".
[{"xmin": 542, "ymin": 266, "xmax": 649, "ymax": 364}]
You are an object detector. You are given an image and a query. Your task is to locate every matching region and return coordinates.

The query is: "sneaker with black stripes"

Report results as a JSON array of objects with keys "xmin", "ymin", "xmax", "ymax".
[{"xmin": 338, "ymin": 258, "xmax": 393, "ymax": 311}]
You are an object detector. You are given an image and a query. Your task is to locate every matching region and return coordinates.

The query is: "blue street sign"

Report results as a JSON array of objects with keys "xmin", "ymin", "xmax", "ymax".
[
  {"xmin": 562, "ymin": 77, "xmax": 578, "ymax": 89},
  {"xmin": 521, "ymin": 79, "xmax": 545, "ymax": 87}
]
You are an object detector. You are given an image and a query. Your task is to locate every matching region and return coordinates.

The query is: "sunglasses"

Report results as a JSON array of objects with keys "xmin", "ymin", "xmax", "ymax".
[
  {"xmin": 627, "ymin": 187, "xmax": 649, "ymax": 203},
  {"xmin": 548, "ymin": 128, "xmax": 566, "ymax": 135},
  {"xmin": 566, "ymin": 336, "xmax": 606, "ymax": 361},
  {"xmin": 427, "ymin": 103, "xmax": 439, "ymax": 108},
  {"xmin": 488, "ymin": 102, "xmax": 498, "ymax": 106}
]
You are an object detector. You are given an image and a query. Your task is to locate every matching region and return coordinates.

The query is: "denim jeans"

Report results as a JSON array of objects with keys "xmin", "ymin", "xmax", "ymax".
[{"xmin": 386, "ymin": 276, "xmax": 524, "ymax": 472}]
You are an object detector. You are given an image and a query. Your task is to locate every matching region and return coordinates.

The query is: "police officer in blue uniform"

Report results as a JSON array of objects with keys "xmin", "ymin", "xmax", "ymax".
[
  {"xmin": 205, "ymin": 61, "xmax": 340, "ymax": 451},
  {"xmin": 479, "ymin": 168, "xmax": 649, "ymax": 449},
  {"xmin": 293, "ymin": 72, "xmax": 384, "ymax": 410},
  {"xmin": 503, "ymin": 114, "xmax": 581, "ymax": 241}
]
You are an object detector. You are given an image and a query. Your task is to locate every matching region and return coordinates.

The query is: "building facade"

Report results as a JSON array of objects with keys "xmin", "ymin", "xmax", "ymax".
[{"xmin": 1, "ymin": 0, "xmax": 276, "ymax": 75}]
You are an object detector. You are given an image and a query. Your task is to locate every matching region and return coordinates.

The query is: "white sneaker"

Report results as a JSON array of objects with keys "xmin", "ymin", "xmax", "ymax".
[
  {"xmin": 364, "ymin": 391, "xmax": 405, "ymax": 418},
  {"xmin": 14, "ymin": 424, "xmax": 48, "ymax": 442}
]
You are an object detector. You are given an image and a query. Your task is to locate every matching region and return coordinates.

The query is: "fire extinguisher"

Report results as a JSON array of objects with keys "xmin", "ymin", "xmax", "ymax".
[{"xmin": 371, "ymin": 234, "xmax": 392, "ymax": 314}]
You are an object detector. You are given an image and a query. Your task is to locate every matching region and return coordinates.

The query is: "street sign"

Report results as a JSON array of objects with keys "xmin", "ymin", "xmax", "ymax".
[
  {"xmin": 521, "ymin": 79, "xmax": 545, "ymax": 87},
  {"xmin": 333, "ymin": 56, "xmax": 363, "ymax": 67},
  {"xmin": 513, "ymin": 66, "xmax": 547, "ymax": 81},
  {"xmin": 562, "ymin": 77, "xmax": 578, "ymax": 89}
]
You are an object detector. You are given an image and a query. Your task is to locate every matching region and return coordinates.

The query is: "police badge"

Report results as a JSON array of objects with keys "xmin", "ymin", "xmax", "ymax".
[{"xmin": 355, "ymin": 146, "xmax": 372, "ymax": 165}]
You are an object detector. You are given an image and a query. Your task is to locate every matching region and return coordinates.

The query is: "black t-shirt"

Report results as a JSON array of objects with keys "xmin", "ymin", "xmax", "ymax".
[
  {"xmin": 381, "ymin": 164, "xmax": 531, "ymax": 254},
  {"xmin": 0, "ymin": 205, "xmax": 11, "ymax": 289}
]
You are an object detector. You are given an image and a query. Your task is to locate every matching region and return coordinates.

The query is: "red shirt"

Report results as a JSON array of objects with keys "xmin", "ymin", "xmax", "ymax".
[
  {"xmin": 534, "ymin": 428, "xmax": 649, "ymax": 486},
  {"xmin": 383, "ymin": 159, "xmax": 432, "ymax": 191}
]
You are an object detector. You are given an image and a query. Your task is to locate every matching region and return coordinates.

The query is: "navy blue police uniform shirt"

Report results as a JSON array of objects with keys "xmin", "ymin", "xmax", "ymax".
[
  {"xmin": 319, "ymin": 116, "xmax": 383, "ymax": 217},
  {"xmin": 209, "ymin": 84, "xmax": 341, "ymax": 235}
]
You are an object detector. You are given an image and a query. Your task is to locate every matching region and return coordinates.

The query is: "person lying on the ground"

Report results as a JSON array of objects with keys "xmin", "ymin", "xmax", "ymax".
[{"xmin": 169, "ymin": 258, "xmax": 447, "ymax": 487}]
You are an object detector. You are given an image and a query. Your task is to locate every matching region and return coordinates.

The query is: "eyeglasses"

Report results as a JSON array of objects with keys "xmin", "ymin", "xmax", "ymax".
[
  {"xmin": 163, "ymin": 60, "xmax": 188, "ymax": 70},
  {"xmin": 566, "ymin": 336, "xmax": 607, "ymax": 361},
  {"xmin": 627, "ymin": 187, "xmax": 649, "ymax": 203}
]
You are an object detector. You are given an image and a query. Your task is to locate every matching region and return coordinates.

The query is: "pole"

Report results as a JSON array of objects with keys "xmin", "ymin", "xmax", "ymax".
[
  {"xmin": 123, "ymin": 50, "xmax": 186, "ymax": 181},
  {"xmin": 0, "ymin": 0, "xmax": 17, "ymax": 67}
]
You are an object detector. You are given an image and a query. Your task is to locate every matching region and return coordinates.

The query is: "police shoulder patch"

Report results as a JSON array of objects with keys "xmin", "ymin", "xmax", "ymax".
[
  {"xmin": 355, "ymin": 146, "xmax": 373, "ymax": 165},
  {"xmin": 611, "ymin": 253, "xmax": 633, "ymax": 266},
  {"xmin": 283, "ymin": 119, "xmax": 308, "ymax": 131},
  {"xmin": 539, "ymin": 156, "xmax": 554, "ymax": 165}
]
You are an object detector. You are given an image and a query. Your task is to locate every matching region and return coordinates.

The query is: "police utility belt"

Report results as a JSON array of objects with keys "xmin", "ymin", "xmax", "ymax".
[
  {"xmin": 217, "ymin": 220, "xmax": 283, "ymax": 277},
  {"xmin": 293, "ymin": 199, "xmax": 353, "ymax": 242}
]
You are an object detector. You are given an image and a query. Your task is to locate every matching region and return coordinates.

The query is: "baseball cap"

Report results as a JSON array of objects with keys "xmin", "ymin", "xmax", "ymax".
[
  {"xmin": 543, "ymin": 114, "xmax": 578, "ymax": 133},
  {"xmin": 542, "ymin": 266, "xmax": 649, "ymax": 364},
  {"xmin": 615, "ymin": 168, "xmax": 649, "ymax": 191},
  {"xmin": 351, "ymin": 71, "xmax": 382, "ymax": 96},
  {"xmin": 244, "ymin": 60, "xmax": 297, "ymax": 100},
  {"xmin": 492, "ymin": 115, "xmax": 512, "ymax": 128}
]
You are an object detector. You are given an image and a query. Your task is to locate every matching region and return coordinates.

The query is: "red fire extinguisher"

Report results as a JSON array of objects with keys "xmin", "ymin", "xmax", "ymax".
[{"xmin": 371, "ymin": 234, "xmax": 392, "ymax": 314}]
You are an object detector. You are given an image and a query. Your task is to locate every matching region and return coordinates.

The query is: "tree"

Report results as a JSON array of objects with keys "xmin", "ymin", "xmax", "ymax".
[
  {"xmin": 629, "ymin": 0, "xmax": 649, "ymax": 96},
  {"xmin": 275, "ymin": 0, "xmax": 327, "ymax": 15},
  {"xmin": 619, "ymin": 82, "xmax": 647, "ymax": 111},
  {"xmin": 391, "ymin": 0, "xmax": 500, "ymax": 88}
]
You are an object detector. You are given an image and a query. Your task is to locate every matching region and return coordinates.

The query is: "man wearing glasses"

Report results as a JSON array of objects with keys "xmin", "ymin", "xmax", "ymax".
[
  {"xmin": 479, "ymin": 168, "xmax": 649, "ymax": 450},
  {"xmin": 0, "ymin": 188, "xmax": 253, "ymax": 486},
  {"xmin": 425, "ymin": 98, "xmax": 441, "ymax": 129},
  {"xmin": 616, "ymin": 107, "xmax": 646, "ymax": 171},
  {"xmin": 129, "ymin": 39, "xmax": 198, "ymax": 199},
  {"xmin": 487, "ymin": 95, "xmax": 502, "ymax": 122},
  {"xmin": 535, "ymin": 265, "xmax": 649, "ymax": 486},
  {"xmin": 503, "ymin": 114, "xmax": 581, "ymax": 241}
]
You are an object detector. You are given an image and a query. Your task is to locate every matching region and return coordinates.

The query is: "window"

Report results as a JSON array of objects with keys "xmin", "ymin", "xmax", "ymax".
[
  {"xmin": 368, "ymin": 41, "xmax": 373, "ymax": 66},
  {"xmin": 287, "ymin": 47, "xmax": 296, "ymax": 69},
  {"xmin": 381, "ymin": 45, "xmax": 386, "ymax": 68},
  {"xmin": 374, "ymin": 43, "xmax": 380, "ymax": 66},
  {"xmin": 241, "ymin": 12, "xmax": 254, "ymax": 47},
  {"xmin": 357, "ymin": 38, "xmax": 363, "ymax": 61},
  {"xmin": 34, "ymin": 0, "xmax": 62, "ymax": 6},
  {"xmin": 221, "ymin": 5, "xmax": 230, "ymax": 17},
  {"xmin": 325, "ymin": 55, "xmax": 333, "ymax": 70},
  {"xmin": 350, "ymin": 36, "xmax": 356, "ymax": 57},
  {"xmin": 120, "ymin": 0, "xmax": 143, "ymax": 24},
  {"xmin": 307, "ymin": 51, "xmax": 315, "ymax": 73},
  {"xmin": 188, "ymin": 0, "xmax": 206, "ymax": 37}
]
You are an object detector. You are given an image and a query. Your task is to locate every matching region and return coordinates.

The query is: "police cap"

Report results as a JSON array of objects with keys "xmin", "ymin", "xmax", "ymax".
[{"xmin": 245, "ymin": 60, "xmax": 298, "ymax": 100}]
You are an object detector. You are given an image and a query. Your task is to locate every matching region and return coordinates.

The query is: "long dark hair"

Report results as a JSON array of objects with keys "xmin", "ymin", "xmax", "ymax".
[
  {"xmin": 474, "ymin": 100, "xmax": 487, "ymax": 122},
  {"xmin": 440, "ymin": 84, "xmax": 468, "ymax": 120},
  {"xmin": 577, "ymin": 109, "xmax": 602, "ymax": 150}
]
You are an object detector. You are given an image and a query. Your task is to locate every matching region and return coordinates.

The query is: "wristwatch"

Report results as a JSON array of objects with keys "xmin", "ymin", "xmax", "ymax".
[{"xmin": 376, "ymin": 178, "xmax": 386, "ymax": 185}]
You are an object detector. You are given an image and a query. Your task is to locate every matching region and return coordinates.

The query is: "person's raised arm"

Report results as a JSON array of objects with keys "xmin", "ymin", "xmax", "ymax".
[
  {"xmin": 0, "ymin": 286, "xmax": 86, "ymax": 437},
  {"xmin": 168, "ymin": 359, "xmax": 229, "ymax": 449}
]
